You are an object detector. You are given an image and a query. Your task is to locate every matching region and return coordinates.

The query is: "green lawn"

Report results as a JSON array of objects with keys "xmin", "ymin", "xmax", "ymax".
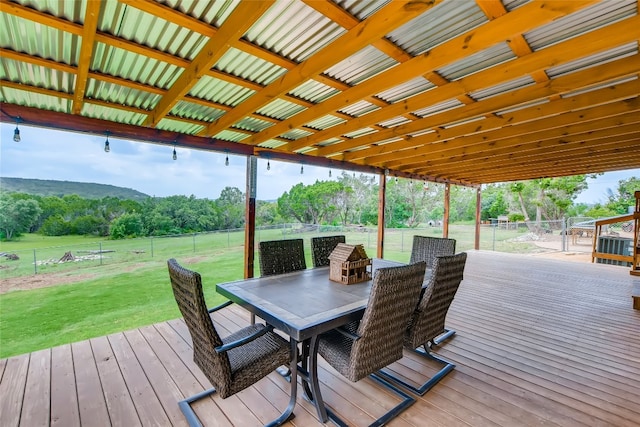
[{"xmin": 0, "ymin": 224, "xmax": 540, "ymax": 358}]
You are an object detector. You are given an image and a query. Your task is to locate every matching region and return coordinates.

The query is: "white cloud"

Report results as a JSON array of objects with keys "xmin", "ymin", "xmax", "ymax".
[{"xmin": 1, "ymin": 123, "xmax": 637, "ymax": 202}]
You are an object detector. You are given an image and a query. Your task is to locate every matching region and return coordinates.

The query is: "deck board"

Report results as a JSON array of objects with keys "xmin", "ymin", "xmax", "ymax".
[{"xmin": 2, "ymin": 250, "xmax": 640, "ymax": 427}]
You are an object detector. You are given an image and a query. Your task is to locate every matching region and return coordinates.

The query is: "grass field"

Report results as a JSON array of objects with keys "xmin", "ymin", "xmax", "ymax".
[{"xmin": 0, "ymin": 224, "xmax": 540, "ymax": 358}]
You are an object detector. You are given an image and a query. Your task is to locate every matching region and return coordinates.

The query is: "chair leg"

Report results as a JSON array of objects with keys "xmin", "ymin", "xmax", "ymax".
[
  {"xmin": 433, "ymin": 328, "xmax": 455, "ymax": 345},
  {"xmin": 377, "ymin": 346, "xmax": 455, "ymax": 396},
  {"xmin": 178, "ymin": 387, "xmax": 216, "ymax": 427}
]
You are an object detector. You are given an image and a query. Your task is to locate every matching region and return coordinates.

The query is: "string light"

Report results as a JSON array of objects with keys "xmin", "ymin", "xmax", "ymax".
[
  {"xmin": 13, "ymin": 118, "xmax": 20, "ymax": 142},
  {"xmin": 172, "ymin": 145, "xmax": 177, "ymax": 161},
  {"xmin": 329, "ymin": 169, "xmax": 332, "ymax": 178},
  {"xmin": 225, "ymin": 154, "xmax": 229, "ymax": 166},
  {"xmin": 267, "ymin": 160, "xmax": 271, "ymax": 171},
  {"xmin": 104, "ymin": 131, "xmax": 110, "ymax": 153},
  {"xmin": 300, "ymin": 165, "xmax": 304, "ymax": 175}
]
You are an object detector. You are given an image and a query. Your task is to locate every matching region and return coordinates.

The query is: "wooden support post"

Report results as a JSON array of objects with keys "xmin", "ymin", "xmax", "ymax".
[
  {"xmin": 443, "ymin": 183, "xmax": 450, "ymax": 238},
  {"xmin": 377, "ymin": 172, "xmax": 387, "ymax": 259},
  {"xmin": 475, "ymin": 187, "xmax": 481, "ymax": 250},
  {"xmin": 244, "ymin": 156, "xmax": 257, "ymax": 279}
]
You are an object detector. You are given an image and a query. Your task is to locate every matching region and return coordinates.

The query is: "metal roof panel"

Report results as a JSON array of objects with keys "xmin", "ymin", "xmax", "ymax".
[
  {"xmin": 324, "ymin": 46, "xmax": 397, "ymax": 85},
  {"xmin": 215, "ymin": 47, "xmax": 287, "ymax": 85},
  {"xmin": 245, "ymin": 0, "xmax": 345, "ymax": 62},
  {"xmin": 190, "ymin": 76, "xmax": 255, "ymax": 106}
]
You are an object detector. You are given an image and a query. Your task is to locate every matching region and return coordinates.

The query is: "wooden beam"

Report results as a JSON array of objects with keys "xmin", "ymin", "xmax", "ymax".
[
  {"xmin": 475, "ymin": 188, "xmax": 481, "ymax": 250},
  {"xmin": 143, "ymin": 1, "xmax": 275, "ymax": 127},
  {"xmin": 0, "ymin": 104, "xmax": 252, "ymax": 156},
  {"xmin": 308, "ymin": 14, "xmax": 640, "ymax": 158},
  {"xmin": 258, "ymin": 0, "xmax": 600, "ymax": 151},
  {"xmin": 443, "ymin": 183, "xmax": 450, "ymax": 238},
  {"xmin": 71, "ymin": 1, "xmax": 101, "ymax": 115},
  {"xmin": 203, "ymin": 0, "xmax": 439, "ymax": 138}
]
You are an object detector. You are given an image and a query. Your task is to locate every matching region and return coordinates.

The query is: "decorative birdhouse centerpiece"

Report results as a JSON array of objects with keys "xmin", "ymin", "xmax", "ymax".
[{"xmin": 328, "ymin": 243, "xmax": 372, "ymax": 284}]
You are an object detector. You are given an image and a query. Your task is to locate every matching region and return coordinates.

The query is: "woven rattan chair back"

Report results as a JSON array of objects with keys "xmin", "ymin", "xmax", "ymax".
[
  {"xmin": 409, "ymin": 236, "xmax": 456, "ymax": 268},
  {"xmin": 319, "ymin": 261, "xmax": 426, "ymax": 382},
  {"xmin": 405, "ymin": 252, "xmax": 467, "ymax": 350},
  {"xmin": 167, "ymin": 258, "xmax": 233, "ymax": 395},
  {"xmin": 311, "ymin": 235, "xmax": 346, "ymax": 267},
  {"xmin": 258, "ymin": 239, "xmax": 306, "ymax": 276}
]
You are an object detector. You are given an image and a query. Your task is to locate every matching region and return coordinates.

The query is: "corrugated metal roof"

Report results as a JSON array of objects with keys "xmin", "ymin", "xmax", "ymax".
[
  {"xmin": 233, "ymin": 117, "xmax": 274, "ymax": 133},
  {"xmin": 338, "ymin": 0, "xmax": 390, "ymax": 20},
  {"xmin": 388, "ymin": 0, "xmax": 487, "ymax": 55},
  {"xmin": 85, "ymin": 80, "xmax": 160, "ymax": 110},
  {"xmin": 101, "ymin": 0, "xmax": 208, "ymax": 60},
  {"xmin": 215, "ymin": 47, "xmax": 286, "ymax": 86},
  {"xmin": 1, "ymin": 86, "xmax": 71, "ymax": 113},
  {"xmin": 245, "ymin": 0, "xmax": 345, "ymax": 62},
  {"xmin": 412, "ymin": 99, "xmax": 464, "ymax": 118},
  {"xmin": 324, "ymin": 45, "xmax": 397, "ymax": 85},
  {"xmin": 83, "ymin": 102, "xmax": 147, "ymax": 125},
  {"xmin": 189, "ymin": 76, "xmax": 254, "ymax": 106},
  {"xmin": 546, "ymin": 42, "xmax": 638, "ymax": 79},
  {"xmin": 377, "ymin": 116, "xmax": 412, "ymax": 128},
  {"xmin": 256, "ymin": 99, "xmax": 306, "ymax": 120},
  {"xmin": 503, "ymin": 0, "xmax": 531, "ymax": 12},
  {"xmin": 1, "ymin": 57, "xmax": 75, "ymax": 94},
  {"xmin": 280, "ymin": 128, "xmax": 313, "ymax": 140},
  {"xmin": 289, "ymin": 80, "xmax": 341, "ymax": 104},
  {"xmin": 437, "ymin": 42, "xmax": 515, "ymax": 81},
  {"xmin": 163, "ymin": 0, "xmax": 238, "ymax": 28},
  {"xmin": 213, "ymin": 129, "xmax": 250, "ymax": 142},
  {"xmin": 469, "ymin": 75, "xmax": 535, "ymax": 101},
  {"xmin": 524, "ymin": 0, "xmax": 637, "ymax": 51},
  {"xmin": 305, "ymin": 115, "xmax": 346, "ymax": 131},
  {"xmin": 171, "ymin": 100, "xmax": 225, "ymax": 122},
  {"xmin": 338, "ymin": 100, "xmax": 379, "ymax": 117},
  {"xmin": 92, "ymin": 42, "xmax": 183, "ymax": 89},
  {"xmin": 376, "ymin": 77, "xmax": 435, "ymax": 103},
  {"xmin": 20, "ymin": 0, "xmax": 85, "ymax": 22},
  {"xmin": 343, "ymin": 127, "xmax": 377, "ymax": 138},
  {"xmin": 0, "ymin": 14, "xmax": 78, "ymax": 66},
  {"xmin": 560, "ymin": 75, "xmax": 638, "ymax": 99}
]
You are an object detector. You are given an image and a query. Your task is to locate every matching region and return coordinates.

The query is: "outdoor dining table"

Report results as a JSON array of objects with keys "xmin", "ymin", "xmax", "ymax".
[{"xmin": 216, "ymin": 258, "xmax": 423, "ymax": 424}]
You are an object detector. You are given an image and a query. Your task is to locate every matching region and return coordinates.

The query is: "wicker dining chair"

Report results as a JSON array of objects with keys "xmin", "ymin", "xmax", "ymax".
[
  {"xmin": 409, "ymin": 235, "xmax": 456, "ymax": 268},
  {"xmin": 378, "ymin": 252, "xmax": 467, "ymax": 396},
  {"xmin": 258, "ymin": 238, "xmax": 307, "ymax": 276},
  {"xmin": 317, "ymin": 261, "xmax": 426, "ymax": 426},
  {"xmin": 311, "ymin": 235, "xmax": 346, "ymax": 267},
  {"xmin": 167, "ymin": 258, "xmax": 297, "ymax": 427}
]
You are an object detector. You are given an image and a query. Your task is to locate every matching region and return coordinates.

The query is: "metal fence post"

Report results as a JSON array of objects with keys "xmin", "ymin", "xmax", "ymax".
[
  {"xmin": 562, "ymin": 217, "xmax": 567, "ymax": 252},
  {"xmin": 99, "ymin": 242, "xmax": 103, "ymax": 265},
  {"xmin": 151, "ymin": 237, "xmax": 154, "ymax": 258},
  {"xmin": 193, "ymin": 233, "xmax": 196, "ymax": 252},
  {"xmin": 33, "ymin": 249, "xmax": 37, "ymax": 274},
  {"xmin": 492, "ymin": 223, "xmax": 496, "ymax": 251}
]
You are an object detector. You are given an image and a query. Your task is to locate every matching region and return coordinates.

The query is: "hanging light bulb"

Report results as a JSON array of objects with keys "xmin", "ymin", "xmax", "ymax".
[
  {"xmin": 104, "ymin": 132, "xmax": 110, "ymax": 153},
  {"xmin": 267, "ymin": 160, "xmax": 271, "ymax": 171},
  {"xmin": 225, "ymin": 154, "xmax": 229, "ymax": 166},
  {"xmin": 172, "ymin": 147, "xmax": 177, "ymax": 161},
  {"xmin": 13, "ymin": 120, "xmax": 20, "ymax": 142},
  {"xmin": 395, "ymin": 176, "xmax": 398, "ymax": 183},
  {"xmin": 329, "ymin": 169, "xmax": 332, "ymax": 178},
  {"xmin": 300, "ymin": 165, "xmax": 304, "ymax": 175}
]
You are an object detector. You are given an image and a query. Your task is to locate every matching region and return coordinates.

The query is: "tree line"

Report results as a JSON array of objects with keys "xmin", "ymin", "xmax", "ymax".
[{"xmin": 1, "ymin": 173, "xmax": 637, "ymax": 241}]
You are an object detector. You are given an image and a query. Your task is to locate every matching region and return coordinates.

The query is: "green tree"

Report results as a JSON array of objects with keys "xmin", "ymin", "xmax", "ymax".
[
  {"xmin": 0, "ymin": 194, "xmax": 43, "ymax": 240},
  {"xmin": 605, "ymin": 177, "xmax": 639, "ymax": 214},
  {"xmin": 110, "ymin": 212, "xmax": 145, "ymax": 239},
  {"xmin": 278, "ymin": 181, "xmax": 342, "ymax": 224},
  {"xmin": 40, "ymin": 214, "xmax": 71, "ymax": 236},
  {"xmin": 216, "ymin": 187, "xmax": 244, "ymax": 229}
]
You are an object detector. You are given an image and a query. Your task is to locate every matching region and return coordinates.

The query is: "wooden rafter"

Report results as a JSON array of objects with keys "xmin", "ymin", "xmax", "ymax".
[
  {"xmin": 201, "ymin": 0, "xmax": 439, "ymax": 138},
  {"xmin": 71, "ymin": 1, "xmax": 101, "ymax": 115},
  {"xmin": 143, "ymin": 1, "xmax": 275, "ymax": 127}
]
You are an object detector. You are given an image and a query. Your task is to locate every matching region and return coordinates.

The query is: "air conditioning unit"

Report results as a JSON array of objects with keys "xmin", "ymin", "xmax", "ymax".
[{"xmin": 596, "ymin": 236, "xmax": 633, "ymax": 266}]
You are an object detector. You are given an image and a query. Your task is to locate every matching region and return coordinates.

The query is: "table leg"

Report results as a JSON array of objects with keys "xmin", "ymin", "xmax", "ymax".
[{"xmin": 307, "ymin": 335, "xmax": 328, "ymax": 423}]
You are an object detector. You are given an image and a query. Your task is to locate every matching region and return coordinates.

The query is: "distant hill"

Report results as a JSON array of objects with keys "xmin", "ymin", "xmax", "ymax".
[{"xmin": 0, "ymin": 177, "xmax": 150, "ymax": 201}]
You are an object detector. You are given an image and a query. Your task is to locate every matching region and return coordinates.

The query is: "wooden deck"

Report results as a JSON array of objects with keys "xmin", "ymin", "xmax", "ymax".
[{"xmin": 2, "ymin": 250, "xmax": 639, "ymax": 427}]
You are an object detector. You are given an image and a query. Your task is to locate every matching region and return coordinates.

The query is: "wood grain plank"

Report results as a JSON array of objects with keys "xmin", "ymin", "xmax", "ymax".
[
  {"xmin": 107, "ymin": 332, "xmax": 171, "ymax": 426},
  {"xmin": 72, "ymin": 340, "xmax": 111, "ymax": 426},
  {"xmin": 50, "ymin": 344, "xmax": 80, "ymax": 427},
  {"xmin": 0, "ymin": 354, "xmax": 29, "ymax": 427},
  {"xmin": 123, "ymin": 328, "xmax": 188, "ymax": 426},
  {"xmin": 90, "ymin": 336, "xmax": 141, "ymax": 427},
  {"xmin": 20, "ymin": 348, "xmax": 51, "ymax": 427}
]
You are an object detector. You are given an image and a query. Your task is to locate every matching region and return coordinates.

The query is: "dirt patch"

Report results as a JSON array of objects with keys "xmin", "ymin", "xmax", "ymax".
[{"xmin": 0, "ymin": 272, "xmax": 97, "ymax": 294}]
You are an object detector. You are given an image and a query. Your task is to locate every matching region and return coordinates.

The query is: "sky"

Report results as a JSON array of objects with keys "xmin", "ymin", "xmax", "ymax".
[{"xmin": 1, "ymin": 123, "xmax": 637, "ymax": 203}]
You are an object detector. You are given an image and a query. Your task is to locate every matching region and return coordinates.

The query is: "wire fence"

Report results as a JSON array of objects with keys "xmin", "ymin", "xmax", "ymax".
[{"xmin": 1, "ymin": 217, "xmax": 635, "ymax": 279}]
